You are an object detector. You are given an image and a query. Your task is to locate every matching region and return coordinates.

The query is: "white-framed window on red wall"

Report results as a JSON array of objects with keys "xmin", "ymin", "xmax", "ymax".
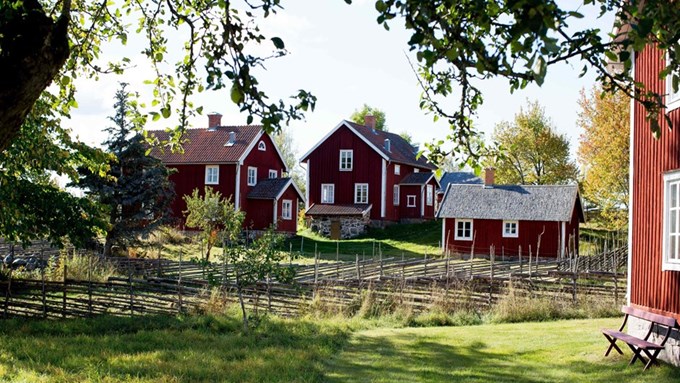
[
  {"xmin": 321, "ymin": 184, "xmax": 335, "ymax": 204},
  {"xmin": 426, "ymin": 184, "xmax": 433, "ymax": 206},
  {"xmin": 281, "ymin": 200, "xmax": 292, "ymax": 220},
  {"xmin": 454, "ymin": 219, "xmax": 473, "ymax": 241},
  {"xmin": 269, "ymin": 169, "xmax": 278, "ymax": 178},
  {"xmin": 393, "ymin": 185, "xmax": 400, "ymax": 205},
  {"xmin": 407, "ymin": 195, "xmax": 416, "ymax": 207},
  {"xmin": 339, "ymin": 150, "xmax": 353, "ymax": 171},
  {"xmin": 354, "ymin": 183, "xmax": 368, "ymax": 204},
  {"xmin": 502, "ymin": 220, "xmax": 519, "ymax": 238},
  {"xmin": 666, "ymin": 52, "xmax": 680, "ymax": 112},
  {"xmin": 205, "ymin": 165, "xmax": 219, "ymax": 185},
  {"xmin": 247, "ymin": 167, "xmax": 257, "ymax": 186},
  {"xmin": 663, "ymin": 170, "xmax": 680, "ymax": 270}
]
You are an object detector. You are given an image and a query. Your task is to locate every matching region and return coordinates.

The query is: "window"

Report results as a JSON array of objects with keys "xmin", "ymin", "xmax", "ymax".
[
  {"xmin": 354, "ymin": 183, "xmax": 368, "ymax": 204},
  {"xmin": 503, "ymin": 220, "xmax": 519, "ymax": 238},
  {"xmin": 281, "ymin": 200, "xmax": 292, "ymax": 220},
  {"xmin": 247, "ymin": 167, "xmax": 257, "ymax": 186},
  {"xmin": 321, "ymin": 184, "xmax": 335, "ymax": 203},
  {"xmin": 395, "ymin": 164, "xmax": 400, "ymax": 175},
  {"xmin": 667, "ymin": 52, "xmax": 680, "ymax": 111},
  {"xmin": 269, "ymin": 169, "xmax": 278, "ymax": 179},
  {"xmin": 454, "ymin": 219, "xmax": 473, "ymax": 241},
  {"xmin": 663, "ymin": 171, "xmax": 680, "ymax": 270},
  {"xmin": 205, "ymin": 165, "xmax": 219, "ymax": 185},
  {"xmin": 258, "ymin": 141, "xmax": 266, "ymax": 151},
  {"xmin": 414, "ymin": 168, "xmax": 419, "ymax": 173},
  {"xmin": 426, "ymin": 185, "xmax": 433, "ymax": 206},
  {"xmin": 407, "ymin": 195, "xmax": 416, "ymax": 207},
  {"xmin": 339, "ymin": 150, "xmax": 353, "ymax": 171},
  {"xmin": 393, "ymin": 185, "xmax": 400, "ymax": 205}
]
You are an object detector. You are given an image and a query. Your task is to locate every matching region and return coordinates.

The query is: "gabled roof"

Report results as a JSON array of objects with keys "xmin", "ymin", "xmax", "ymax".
[
  {"xmin": 399, "ymin": 172, "xmax": 440, "ymax": 187},
  {"xmin": 300, "ymin": 120, "xmax": 436, "ymax": 170},
  {"xmin": 148, "ymin": 125, "xmax": 288, "ymax": 171},
  {"xmin": 439, "ymin": 172, "xmax": 483, "ymax": 191},
  {"xmin": 437, "ymin": 184, "xmax": 585, "ymax": 222},
  {"xmin": 306, "ymin": 203, "xmax": 372, "ymax": 216},
  {"xmin": 247, "ymin": 178, "xmax": 304, "ymax": 201}
]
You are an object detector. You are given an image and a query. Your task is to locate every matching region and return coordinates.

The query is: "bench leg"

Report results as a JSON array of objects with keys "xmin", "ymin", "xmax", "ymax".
[
  {"xmin": 603, "ymin": 334, "xmax": 624, "ymax": 356},
  {"xmin": 626, "ymin": 344, "xmax": 648, "ymax": 367},
  {"xmin": 642, "ymin": 349, "xmax": 662, "ymax": 371}
]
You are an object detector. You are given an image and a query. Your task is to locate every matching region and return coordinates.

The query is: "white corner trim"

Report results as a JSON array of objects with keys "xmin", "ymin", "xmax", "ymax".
[
  {"xmin": 421, "ymin": 185, "xmax": 425, "ymax": 217},
  {"xmin": 627, "ymin": 50, "xmax": 635, "ymax": 306},
  {"xmin": 305, "ymin": 159, "xmax": 310, "ymax": 210},
  {"xmin": 441, "ymin": 218, "xmax": 446, "ymax": 252},
  {"xmin": 381, "ymin": 159, "xmax": 386, "ymax": 218},
  {"xmin": 273, "ymin": 199, "xmax": 278, "ymax": 228},
  {"xmin": 234, "ymin": 165, "xmax": 241, "ymax": 211}
]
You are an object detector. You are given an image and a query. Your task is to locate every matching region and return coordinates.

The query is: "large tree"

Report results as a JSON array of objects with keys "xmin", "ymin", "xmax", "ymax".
[
  {"xmin": 577, "ymin": 86, "xmax": 630, "ymax": 228},
  {"xmin": 2, "ymin": 1, "xmax": 679, "ymax": 166},
  {"xmin": 487, "ymin": 101, "xmax": 578, "ymax": 185},
  {"xmin": 78, "ymin": 84, "xmax": 175, "ymax": 256},
  {"xmin": 350, "ymin": 104, "xmax": 388, "ymax": 131}
]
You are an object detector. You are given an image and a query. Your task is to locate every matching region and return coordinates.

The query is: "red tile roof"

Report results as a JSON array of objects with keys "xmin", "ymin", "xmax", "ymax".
[{"xmin": 147, "ymin": 125, "xmax": 263, "ymax": 164}]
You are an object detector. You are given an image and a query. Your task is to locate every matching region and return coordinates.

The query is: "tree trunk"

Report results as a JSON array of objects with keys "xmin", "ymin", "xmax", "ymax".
[{"xmin": 0, "ymin": 0, "xmax": 71, "ymax": 152}]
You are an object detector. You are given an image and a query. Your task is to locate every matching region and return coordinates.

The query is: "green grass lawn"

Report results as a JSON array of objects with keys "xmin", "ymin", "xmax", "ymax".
[
  {"xmin": 1, "ymin": 314, "xmax": 679, "ymax": 382},
  {"xmin": 325, "ymin": 317, "xmax": 680, "ymax": 383}
]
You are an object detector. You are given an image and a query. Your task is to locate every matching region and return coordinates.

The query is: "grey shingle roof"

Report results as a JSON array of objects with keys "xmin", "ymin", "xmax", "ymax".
[
  {"xmin": 247, "ymin": 178, "xmax": 293, "ymax": 200},
  {"xmin": 399, "ymin": 172, "xmax": 436, "ymax": 185},
  {"xmin": 306, "ymin": 204, "xmax": 372, "ymax": 216},
  {"xmin": 437, "ymin": 184, "xmax": 584, "ymax": 222},
  {"xmin": 439, "ymin": 172, "xmax": 483, "ymax": 191}
]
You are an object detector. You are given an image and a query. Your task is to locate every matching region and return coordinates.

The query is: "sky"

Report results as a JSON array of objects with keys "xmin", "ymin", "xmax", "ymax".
[{"xmin": 66, "ymin": 1, "xmax": 615, "ymax": 166}]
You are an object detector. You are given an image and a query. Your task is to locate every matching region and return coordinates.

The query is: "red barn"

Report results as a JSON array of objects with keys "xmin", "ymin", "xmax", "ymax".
[
  {"xmin": 300, "ymin": 116, "xmax": 438, "ymax": 238},
  {"xmin": 437, "ymin": 169, "xmax": 584, "ymax": 258},
  {"xmin": 627, "ymin": 43, "xmax": 680, "ymax": 364},
  {"xmin": 149, "ymin": 113, "xmax": 303, "ymax": 233}
]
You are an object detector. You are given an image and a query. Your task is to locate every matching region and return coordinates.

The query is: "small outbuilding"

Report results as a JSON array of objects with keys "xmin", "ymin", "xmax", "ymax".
[{"xmin": 437, "ymin": 169, "xmax": 584, "ymax": 258}]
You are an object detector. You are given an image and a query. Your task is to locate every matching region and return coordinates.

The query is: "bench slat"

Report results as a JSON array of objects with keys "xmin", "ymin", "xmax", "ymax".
[
  {"xmin": 602, "ymin": 329, "xmax": 664, "ymax": 350},
  {"xmin": 622, "ymin": 306, "xmax": 678, "ymax": 327}
]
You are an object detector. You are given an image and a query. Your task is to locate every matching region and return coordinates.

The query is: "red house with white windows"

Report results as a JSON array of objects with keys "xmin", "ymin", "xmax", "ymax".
[
  {"xmin": 437, "ymin": 168, "xmax": 584, "ymax": 258},
  {"xmin": 626, "ymin": 42, "xmax": 680, "ymax": 364},
  {"xmin": 149, "ymin": 113, "xmax": 303, "ymax": 233},
  {"xmin": 300, "ymin": 116, "xmax": 438, "ymax": 239}
]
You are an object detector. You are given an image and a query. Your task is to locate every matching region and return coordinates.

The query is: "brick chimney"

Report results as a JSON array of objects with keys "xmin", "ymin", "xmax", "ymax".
[
  {"xmin": 364, "ymin": 115, "xmax": 376, "ymax": 130},
  {"xmin": 207, "ymin": 112, "xmax": 222, "ymax": 129},
  {"xmin": 484, "ymin": 167, "xmax": 495, "ymax": 188}
]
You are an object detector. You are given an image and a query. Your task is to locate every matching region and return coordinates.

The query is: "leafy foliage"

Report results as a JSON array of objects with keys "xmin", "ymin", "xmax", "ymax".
[
  {"xmin": 0, "ymin": 93, "xmax": 108, "ymax": 247},
  {"xmin": 183, "ymin": 187, "xmax": 244, "ymax": 262},
  {"xmin": 350, "ymin": 104, "xmax": 388, "ymax": 131},
  {"xmin": 272, "ymin": 126, "xmax": 305, "ymax": 195},
  {"xmin": 486, "ymin": 101, "xmax": 578, "ymax": 185},
  {"xmin": 577, "ymin": 86, "xmax": 630, "ymax": 229},
  {"xmin": 77, "ymin": 84, "xmax": 175, "ymax": 256}
]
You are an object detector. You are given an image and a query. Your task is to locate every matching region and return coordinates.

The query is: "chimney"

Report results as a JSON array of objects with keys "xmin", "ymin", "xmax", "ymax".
[
  {"xmin": 384, "ymin": 138, "xmax": 391, "ymax": 152},
  {"xmin": 225, "ymin": 131, "xmax": 236, "ymax": 147},
  {"xmin": 484, "ymin": 167, "xmax": 495, "ymax": 188},
  {"xmin": 364, "ymin": 115, "xmax": 376, "ymax": 130},
  {"xmin": 207, "ymin": 112, "xmax": 222, "ymax": 130}
]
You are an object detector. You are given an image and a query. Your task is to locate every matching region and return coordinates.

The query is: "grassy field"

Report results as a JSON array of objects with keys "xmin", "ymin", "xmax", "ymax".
[{"xmin": 1, "ymin": 314, "xmax": 679, "ymax": 382}]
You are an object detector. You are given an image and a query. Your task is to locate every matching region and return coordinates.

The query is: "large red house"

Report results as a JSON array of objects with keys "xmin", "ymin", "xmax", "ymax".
[
  {"xmin": 149, "ymin": 113, "xmax": 303, "ymax": 233},
  {"xmin": 300, "ymin": 116, "xmax": 438, "ymax": 239},
  {"xmin": 627, "ymin": 43, "xmax": 680, "ymax": 364},
  {"xmin": 437, "ymin": 169, "xmax": 584, "ymax": 258}
]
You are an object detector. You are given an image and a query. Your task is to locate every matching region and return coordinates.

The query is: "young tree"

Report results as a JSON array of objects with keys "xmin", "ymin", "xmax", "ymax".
[
  {"xmin": 487, "ymin": 101, "xmax": 578, "ymax": 185},
  {"xmin": 577, "ymin": 86, "xmax": 630, "ymax": 228},
  {"xmin": 350, "ymin": 104, "xmax": 388, "ymax": 131},
  {"xmin": 183, "ymin": 188, "xmax": 244, "ymax": 262},
  {"xmin": 78, "ymin": 84, "xmax": 175, "ymax": 256}
]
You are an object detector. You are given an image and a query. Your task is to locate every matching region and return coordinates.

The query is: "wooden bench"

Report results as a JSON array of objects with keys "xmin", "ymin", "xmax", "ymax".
[{"xmin": 602, "ymin": 306, "xmax": 678, "ymax": 370}]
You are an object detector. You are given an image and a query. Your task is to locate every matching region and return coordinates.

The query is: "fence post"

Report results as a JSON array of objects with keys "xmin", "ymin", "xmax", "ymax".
[
  {"xmin": 356, "ymin": 254, "xmax": 360, "ymax": 279},
  {"xmin": 88, "ymin": 256, "xmax": 93, "ymax": 317},
  {"xmin": 128, "ymin": 266, "xmax": 134, "ymax": 317},
  {"xmin": 489, "ymin": 246, "xmax": 495, "ymax": 307},
  {"xmin": 519, "ymin": 245, "xmax": 522, "ymax": 275},
  {"xmin": 4, "ymin": 268, "xmax": 12, "ymax": 319},
  {"xmin": 62, "ymin": 265, "xmax": 67, "ymax": 318},
  {"xmin": 42, "ymin": 265, "xmax": 47, "ymax": 319},
  {"xmin": 178, "ymin": 251, "xmax": 183, "ymax": 314},
  {"xmin": 379, "ymin": 248, "xmax": 383, "ymax": 279},
  {"xmin": 572, "ymin": 272, "xmax": 577, "ymax": 304}
]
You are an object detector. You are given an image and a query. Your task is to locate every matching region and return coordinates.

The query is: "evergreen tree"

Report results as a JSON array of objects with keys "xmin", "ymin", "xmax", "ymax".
[{"xmin": 79, "ymin": 84, "xmax": 175, "ymax": 256}]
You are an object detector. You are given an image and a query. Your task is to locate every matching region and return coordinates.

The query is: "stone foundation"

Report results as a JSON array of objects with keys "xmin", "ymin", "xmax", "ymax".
[
  {"xmin": 629, "ymin": 316, "xmax": 680, "ymax": 366},
  {"xmin": 309, "ymin": 214, "xmax": 370, "ymax": 239}
]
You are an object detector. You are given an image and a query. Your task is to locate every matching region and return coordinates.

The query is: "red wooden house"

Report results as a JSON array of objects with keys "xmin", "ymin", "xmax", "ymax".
[
  {"xmin": 149, "ymin": 113, "xmax": 303, "ymax": 233},
  {"xmin": 300, "ymin": 116, "xmax": 438, "ymax": 239},
  {"xmin": 437, "ymin": 169, "xmax": 584, "ymax": 258},
  {"xmin": 627, "ymin": 42, "xmax": 680, "ymax": 364}
]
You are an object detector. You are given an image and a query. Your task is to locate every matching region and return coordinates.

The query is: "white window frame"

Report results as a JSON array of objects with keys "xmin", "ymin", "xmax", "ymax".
[
  {"xmin": 247, "ymin": 167, "xmax": 257, "ymax": 186},
  {"xmin": 395, "ymin": 164, "xmax": 401, "ymax": 175},
  {"xmin": 663, "ymin": 170, "xmax": 680, "ymax": 270},
  {"xmin": 339, "ymin": 150, "xmax": 353, "ymax": 171},
  {"xmin": 393, "ymin": 185, "xmax": 400, "ymax": 205},
  {"xmin": 666, "ymin": 52, "xmax": 680, "ymax": 112},
  {"xmin": 414, "ymin": 168, "xmax": 419, "ymax": 173},
  {"xmin": 205, "ymin": 165, "xmax": 219, "ymax": 185},
  {"xmin": 281, "ymin": 200, "xmax": 292, "ymax": 220},
  {"xmin": 454, "ymin": 219, "xmax": 473, "ymax": 241},
  {"xmin": 426, "ymin": 185, "xmax": 433, "ymax": 206},
  {"xmin": 503, "ymin": 220, "xmax": 519, "ymax": 238},
  {"xmin": 269, "ymin": 169, "xmax": 278, "ymax": 179},
  {"xmin": 258, "ymin": 141, "xmax": 266, "ymax": 151},
  {"xmin": 407, "ymin": 195, "xmax": 416, "ymax": 207},
  {"xmin": 321, "ymin": 184, "xmax": 335, "ymax": 204},
  {"xmin": 354, "ymin": 183, "xmax": 368, "ymax": 204}
]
